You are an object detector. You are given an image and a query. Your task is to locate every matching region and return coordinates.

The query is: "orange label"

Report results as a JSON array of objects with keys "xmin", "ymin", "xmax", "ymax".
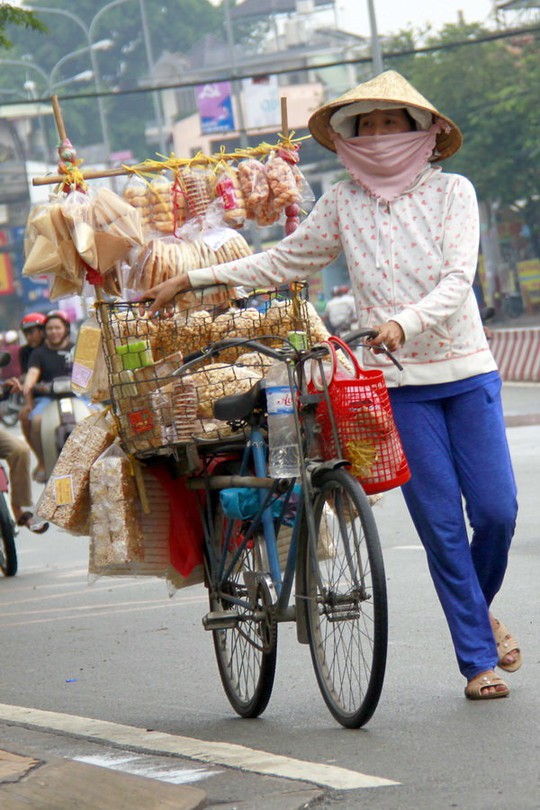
[{"xmin": 128, "ymin": 408, "xmax": 154, "ymax": 434}]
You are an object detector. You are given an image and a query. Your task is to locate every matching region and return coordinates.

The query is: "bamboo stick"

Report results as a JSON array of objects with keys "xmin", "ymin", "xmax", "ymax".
[
  {"xmin": 32, "ymin": 164, "xmax": 159, "ymax": 187},
  {"xmin": 51, "ymin": 95, "xmax": 67, "ymax": 142},
  {"xmin": 280, "ymin": 96, "xmax": 289, "ymax": 138}
]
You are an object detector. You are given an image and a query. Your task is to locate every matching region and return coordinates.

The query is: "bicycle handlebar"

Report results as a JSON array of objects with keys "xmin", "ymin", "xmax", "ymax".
[{"xmin": 176, "ymin": 329, "xmax": 403, "ymax": 376}]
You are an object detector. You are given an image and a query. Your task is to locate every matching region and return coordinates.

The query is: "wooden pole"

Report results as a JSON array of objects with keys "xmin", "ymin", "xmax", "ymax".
[
  {"xmin": 51, "ymin": 95, "xmax": 67, "ymax": 143},
  {"xmin": 280, "ymin": 96, "xmax": 289, "ymax": 138}
]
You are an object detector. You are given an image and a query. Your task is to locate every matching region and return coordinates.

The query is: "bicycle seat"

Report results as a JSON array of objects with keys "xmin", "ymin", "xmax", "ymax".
[{"xmin": 213, "ymin": 380, "xmax": 264, "ymax": 422}]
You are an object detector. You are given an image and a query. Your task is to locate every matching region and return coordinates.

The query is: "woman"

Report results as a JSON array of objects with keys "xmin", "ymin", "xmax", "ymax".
[
  {"xmin": 23, "ymin": 310, "xmax": 73, "ymax": 482},
  {"xmin": 145, "ymin": 70, "xmax": 520, "ymax": 700}
]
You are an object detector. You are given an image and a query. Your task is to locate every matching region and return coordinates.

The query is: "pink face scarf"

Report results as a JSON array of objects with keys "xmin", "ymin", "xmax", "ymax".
[{"xmin": 332, "ymin": 122, "xmax": 446, "ymax": 203}]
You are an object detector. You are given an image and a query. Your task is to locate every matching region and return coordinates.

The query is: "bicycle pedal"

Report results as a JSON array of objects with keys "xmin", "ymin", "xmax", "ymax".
[{"xmin": 202, "ymin": 611, "xmax": 239, "ymax": 631}]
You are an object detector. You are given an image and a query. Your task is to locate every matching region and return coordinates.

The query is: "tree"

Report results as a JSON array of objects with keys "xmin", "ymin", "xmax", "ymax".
[
  {"xmin": 386, "ymin": 21, "xmax": 540, "ymax": 254},
  {"xmin": 5, "ymin": 0, "xmax": 222, "ymax": 158},
  {"xmin": 0, "ymin": 3, "xmax": 45, "ymax": 48}
]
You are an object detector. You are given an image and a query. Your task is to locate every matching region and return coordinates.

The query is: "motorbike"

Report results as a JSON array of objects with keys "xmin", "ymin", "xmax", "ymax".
[
  {"xmin": 39, "ymin": 377, "xmax": 96, "ymax": 479},
  {"xmin": 0, "ymin": 353, "xmax": 19, "ymax": 575},
  {"xmin": 0, "ymin": 459, "xmax": 17, "ymax": 576},
  {"xmin": 0, "ymin": 389, "xmax": 23, "ymax": 427}
]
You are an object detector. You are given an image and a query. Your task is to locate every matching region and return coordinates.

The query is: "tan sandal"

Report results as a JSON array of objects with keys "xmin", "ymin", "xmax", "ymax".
[
  {"xmin": 492, "ymin": 618, "xmax": 522, "ymax": 672},
  {"xmin": 465, "ymin": 670, "xmax": 509, "ymax": 700}
]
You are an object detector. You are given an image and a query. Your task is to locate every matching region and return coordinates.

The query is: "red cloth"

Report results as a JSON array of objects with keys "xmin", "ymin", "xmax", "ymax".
[{"xmin": 149, "ymin": 466, "xmax": 204, "ymax": 577}]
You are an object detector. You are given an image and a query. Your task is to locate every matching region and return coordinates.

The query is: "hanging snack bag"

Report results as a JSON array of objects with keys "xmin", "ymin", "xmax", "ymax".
[
  {"xmin": 265, "ymin": 153, "xmax": 299, "ymax": 213},
  {"xmin": 179, "ymin": 165, "xmax": 213, "ymax": 220},
  {"xmin": 92, "ymin": 186, "xmax": 145, "ymax": 276},
  {"xmin": 214, "ymin": 164, "xmax": 246, "ymax": 229},
  {"xmin": 61, "ymin": 190, "xmax": 98, "ymax": 270},
  {"xmin": 123, "ymin": 175, "xmax": 151, "ymax": 233},
  {"xmin": 22, "ymin": 195, "xmax": 85, "ymax": 300},
  {"xmin": 237, "ymin": 158, "xmax": 269, "ymax": 218},
  {"xmin": 146, "ymin": 176, "xmax": 178, "ymax": 235},
  {"xmin": 35, "ymin": 411, "xmax": 117, "ymax": 535}
]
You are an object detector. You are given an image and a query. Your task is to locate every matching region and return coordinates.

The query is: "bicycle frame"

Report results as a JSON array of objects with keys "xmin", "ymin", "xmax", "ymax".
[{"xmin": 185, "ymin": 328, "xmax": 390, "ymax": 726}]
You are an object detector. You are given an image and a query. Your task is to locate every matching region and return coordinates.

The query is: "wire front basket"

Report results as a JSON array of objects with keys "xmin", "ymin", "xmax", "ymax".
[{"xmin": 95, "ymin": 283, "xmax": 330, "ymax": 456}]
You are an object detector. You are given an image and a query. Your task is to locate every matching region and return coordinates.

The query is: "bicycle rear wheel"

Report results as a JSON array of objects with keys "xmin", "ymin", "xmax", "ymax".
[
  {"xmin": 208, "ymin": 502, "xmax": 277, "ymax": 718},
  {"xmin": 0, "ymin": 493, "xmax": 17, "ymax": 577},
  {"xmin": 303, "ymin": 468, "xmax": 387, "ymax": 728}
]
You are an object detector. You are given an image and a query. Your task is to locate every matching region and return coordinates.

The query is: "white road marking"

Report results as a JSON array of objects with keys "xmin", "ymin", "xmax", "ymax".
[
  {"xmin": 75, "ymin": 753, "xmax": 215, "ymax": 785},
  {"xmin": 0, "ymin": 704, "xmax": 399, "ymax": 790}
]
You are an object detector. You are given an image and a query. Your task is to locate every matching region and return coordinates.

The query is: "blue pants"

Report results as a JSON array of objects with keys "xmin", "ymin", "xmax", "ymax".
[{"xmin": 389, "ymin": 376, "xmax": 518, "ymax": 679}]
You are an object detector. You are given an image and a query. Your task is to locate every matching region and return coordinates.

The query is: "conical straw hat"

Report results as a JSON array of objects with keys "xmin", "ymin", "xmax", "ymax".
[{"xmin": 308, "ymin": 70, "xmax": 462, "ymax": 161}]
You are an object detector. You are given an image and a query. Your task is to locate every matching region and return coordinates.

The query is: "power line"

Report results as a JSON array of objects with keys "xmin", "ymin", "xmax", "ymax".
[{"xmin": 2, "ymin": 24, "xmax": 539, "ymax": 105}]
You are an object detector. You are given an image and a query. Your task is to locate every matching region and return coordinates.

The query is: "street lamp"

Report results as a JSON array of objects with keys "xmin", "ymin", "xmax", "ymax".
[
  {"xmin": 48, "ymin": 39, "xmax": 113, "ymax": 90},
  {"xmin": 366, "ymin": 0, "xmax": 384, "ymax": 74},
  {"xmin": 137, "ymin": 0, "xmax": 167, "ymax": 154},
  {"xmin": 26, "ymin": 0, "xmax": 131, "ymax": 162}
]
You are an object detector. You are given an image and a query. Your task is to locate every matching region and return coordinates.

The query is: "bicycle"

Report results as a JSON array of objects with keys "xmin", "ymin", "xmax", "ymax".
[{"xmin": 173, "ymin": 329, "xmax": 401, "ymax": 728}]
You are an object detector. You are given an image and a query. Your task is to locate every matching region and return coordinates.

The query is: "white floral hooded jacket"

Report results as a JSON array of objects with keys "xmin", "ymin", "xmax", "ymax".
[{"xmin": 188, "ymin": 165, "xmax": 497, "ymax": 387}]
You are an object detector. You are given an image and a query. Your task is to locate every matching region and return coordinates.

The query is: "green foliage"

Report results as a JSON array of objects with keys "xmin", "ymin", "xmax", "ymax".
[
  {"xmin": 4, "ymin": 0, "xmax": 222, "ymax": 157},
  {"xmin": 0, "ymin": 3, "xmax": 46, "ymax": 49},
  {"xmin": 386, "ymin": 21, "xmax": 540, "ymax": 249}
]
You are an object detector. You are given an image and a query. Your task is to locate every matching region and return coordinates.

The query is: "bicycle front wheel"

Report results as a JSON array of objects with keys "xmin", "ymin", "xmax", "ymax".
[
  {"xmin": 208, "ymin": 502, "xmax": 277, "ymax": 718},
  {"xmin": 0, "ymin": 493, "xmax": 17, "ymax": 577},
  {"xmin": 303, "ymin": 469, "xmax": 387, "ymax": 728}
]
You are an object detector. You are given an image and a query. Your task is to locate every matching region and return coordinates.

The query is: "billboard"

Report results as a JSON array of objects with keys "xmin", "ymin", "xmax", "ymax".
[{"xmin": 196, "ymin": 82, "xmax": 236, "ymax": 135}]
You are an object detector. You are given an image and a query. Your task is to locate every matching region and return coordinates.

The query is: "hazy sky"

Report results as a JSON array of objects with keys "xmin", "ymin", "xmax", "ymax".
[{"xmin": 336, "ymin": 0, "xmax": 499, "ymax": 37}]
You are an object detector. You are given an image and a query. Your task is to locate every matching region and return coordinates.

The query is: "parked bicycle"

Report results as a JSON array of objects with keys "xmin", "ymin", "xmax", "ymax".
[{"xmin": 170, "ymin": 329, "xmax": 402, "ymax": 728}]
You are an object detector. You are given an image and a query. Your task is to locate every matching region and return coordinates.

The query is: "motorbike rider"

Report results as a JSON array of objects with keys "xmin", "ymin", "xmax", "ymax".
[
  {"xmin": 0, "ymin": 370, "xmax": 48, "ymax": 533},
  {"xmin": 323, "ymin": 285, "xmax": 357, "ymax": 336},
  {"xmin": 4, "ymin": 313, "xmax": 46, "ymax": 453},
  {"xmin": 22, "ymin": 310, "xmax": 73, "ymax": 483}
]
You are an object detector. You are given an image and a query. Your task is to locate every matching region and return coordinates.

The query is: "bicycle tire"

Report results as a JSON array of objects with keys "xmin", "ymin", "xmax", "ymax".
[
  {"xmin": 208, "ymin": 501, "xmax": 277, "ymax": 718},
  {"xmin": 0, "ymin": 492, "xmax": 17, "ymax": 577},
  {"xmin": 302, "ymin": 468, "xmax": 387, "ymax": 728}
]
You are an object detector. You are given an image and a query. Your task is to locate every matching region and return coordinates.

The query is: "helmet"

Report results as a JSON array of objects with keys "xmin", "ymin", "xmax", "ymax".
[
  {"xmin": 21, "ymin": 312, "xmax": 46, "ymax": 331},
  {"xmin": 45, "ymin": 309, "xmax": 71, "ymax": 329}
]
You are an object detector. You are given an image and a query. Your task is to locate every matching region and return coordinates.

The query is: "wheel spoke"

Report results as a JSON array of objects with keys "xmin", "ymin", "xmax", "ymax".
[
  {"xmin": 304, "ymin": 469, "xmax": 387, "ymax": 728},
  {"xmin": 209, "ymin": 505, "xmax": 277, "ymax": 718}
]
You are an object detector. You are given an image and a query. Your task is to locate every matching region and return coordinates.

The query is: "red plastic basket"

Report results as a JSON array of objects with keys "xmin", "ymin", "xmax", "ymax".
[{"xmin": 313, "ymin": 337, "xmax": 410, "ymax": 495}]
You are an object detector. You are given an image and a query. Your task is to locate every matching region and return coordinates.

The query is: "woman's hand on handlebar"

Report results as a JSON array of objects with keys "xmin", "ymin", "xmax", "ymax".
[
  {"xmin": 143, "ymin": 272, "xmax": 190, "ymax": 316},
  {"xmin": 366, "ymin": 320, "xmax": 405, "ymax": 354}
]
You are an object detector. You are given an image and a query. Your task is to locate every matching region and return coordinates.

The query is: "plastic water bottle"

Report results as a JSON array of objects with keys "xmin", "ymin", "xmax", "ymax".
[{"xmin": 265, "ymin": 360, "xmax": 301, "ymax": 478}]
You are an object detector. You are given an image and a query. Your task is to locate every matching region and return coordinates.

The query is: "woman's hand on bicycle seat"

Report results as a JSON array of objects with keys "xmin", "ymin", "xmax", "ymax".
[
  {"xmin": 142, "ymin": 272, "xmax": 190, "ymax": 316},
  {"xmin": 366, "ymin": 321, "xmax": 404, "ymax": 354}
]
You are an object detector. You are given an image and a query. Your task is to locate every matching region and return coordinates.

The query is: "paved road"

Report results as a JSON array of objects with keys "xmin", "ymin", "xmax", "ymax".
[{"xmin": 0, "ymin": 387, "xmax": 538, "ymax": 809}]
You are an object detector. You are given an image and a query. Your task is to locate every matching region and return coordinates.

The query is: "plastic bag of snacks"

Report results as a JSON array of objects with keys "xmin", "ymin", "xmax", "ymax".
[
  {"xmin": 89, "ymin": 443, "xmax": 145, "ymax": 572},
  {"xmin": 237, "ymin": 158, "xmax": 269, "ymax": 217},
  {"xmin": 36, "ymin": 411, "xmax": 117, "ymax": 535},
  {"xmin": 265, "ymin": 152, "xmax": 299, "ymax": 213},
  {"xmin": 22, "ymin": 194, "xmax": 86, "ymax": 300},
  {"xmin": 178, "ymin": 165, "xmax": 213, "ymax": 220},
  {"xmin": 214, "ymin": 163, "xmax": 246, "ymax": 229}
]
